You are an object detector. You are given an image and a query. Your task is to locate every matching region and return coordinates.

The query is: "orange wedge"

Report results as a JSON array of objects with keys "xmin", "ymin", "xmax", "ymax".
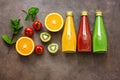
[
  {"xmin": 16, "ymin": 37, "xmax": 34, "ymax": 56},
  {"xmin": 45, "ymin": 13, "xmax": 64, "ymax": 32}
]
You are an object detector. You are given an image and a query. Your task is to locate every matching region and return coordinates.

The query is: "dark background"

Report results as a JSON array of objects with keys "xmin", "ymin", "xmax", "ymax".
[{"xmin": 0, "ymin": 0, "xmax": 120, "ymax": 80}]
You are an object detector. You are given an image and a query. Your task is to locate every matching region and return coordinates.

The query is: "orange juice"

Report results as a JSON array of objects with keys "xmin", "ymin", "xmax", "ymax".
[{"xmin": 62, "ymin": 11, "xmax": 76, "ymax": 53}]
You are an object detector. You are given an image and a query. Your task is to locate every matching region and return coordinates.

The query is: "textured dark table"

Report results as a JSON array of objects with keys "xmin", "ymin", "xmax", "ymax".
[{"xmin": 0, "ymin": 0, "xmax": 120, "ymax": 80}]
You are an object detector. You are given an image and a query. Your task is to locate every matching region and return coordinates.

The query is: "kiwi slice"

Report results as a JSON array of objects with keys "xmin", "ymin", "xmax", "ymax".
[
  {"xmin": 48, "ymin": 43, "xmax": 58, "ymax": 54},
  {"xmin": 40, "ymin": 32, "xmax": 51, "ymax": 42}
]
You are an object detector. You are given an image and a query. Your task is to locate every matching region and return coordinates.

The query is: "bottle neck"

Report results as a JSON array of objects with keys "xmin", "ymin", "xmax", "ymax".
[
  {"xmin": 67, "ymin": 15, "xmax": 73, "ymax": 17},
  {"xmin": 96, "ymin": 16, "xmax": 103, "ymax": 23},
  {"xmin": 95, "ymin": 16, "xmax": 105, "ymax": 36},
  {"xmin": 81, "ymin": 16, "xmax": 89, "ymax": 34},
  {"xmin": 64, "ymin": 14, "xmax": 75, "ymax": 34}
]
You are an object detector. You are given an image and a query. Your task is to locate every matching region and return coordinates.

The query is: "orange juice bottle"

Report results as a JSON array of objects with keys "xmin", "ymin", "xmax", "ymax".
[{"xmin": 62, "ymin": 11, "xmax": 76, "ymax": 53}]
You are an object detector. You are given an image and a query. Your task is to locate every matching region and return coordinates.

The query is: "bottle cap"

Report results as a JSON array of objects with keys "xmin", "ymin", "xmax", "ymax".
[
  {"xmin": 66, "ymin": 11, "xmax": 73, "ymax": 16},
  {"xmin": 81, "ymin": 11, "xmax": 88, "ymax": 16},
  {"xmin": 96, "ymin": 11, "xmax": 102, "ymax": 16}
]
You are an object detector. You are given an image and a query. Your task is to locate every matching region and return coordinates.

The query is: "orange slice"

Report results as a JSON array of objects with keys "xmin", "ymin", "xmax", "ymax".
[
  {"xmin": 45, "ymin": 13, "xmax": 64, "ymax": 32},
  {"xmin": 16, "ymin": 37, "xmax": 34, "ymax": 56}
]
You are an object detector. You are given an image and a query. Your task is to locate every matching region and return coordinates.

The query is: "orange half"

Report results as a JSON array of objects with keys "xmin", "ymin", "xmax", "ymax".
[
  {"xmin": 16, "ymin": 37, "xmax": 34, "ymax": 56},
  {"xmin": 45, "ymin": 13, "xmax": 64, "ymax": 32}
]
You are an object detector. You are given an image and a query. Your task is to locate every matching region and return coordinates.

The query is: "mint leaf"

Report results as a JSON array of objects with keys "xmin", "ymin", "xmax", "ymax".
[
  {"xmin": 11, "ymin": 26, "xmax": 14, "ymax": 34},
  {"xmin": 11, "ymin": 19, "xmax": 20, "ymax": 26},
  {"xmin": 25, "ymin": 14, "xmax": 30, "ymax": 21},
  {"xmin": 17, "ymin": 24, "xmax": 23, "ymax": 30},
  {"xmin": 13, "ymin": 30, "xmax": 18, "ymax": 35},
  {"xmin": 2, "ymin": 34, "xmax": 12, "ymax": 45},
  {"xmin": 11, "ymin": 39, "xmax": 17, "ymax": 44},
  {"xmin": 32, "ymin": 14, "xmax": 36, "ymax": 21},
  {"xmin": 10, "ymin": 19, "xmax": 23, "ymax": 35},
  {"xmin": 28, "ymin": 7, "xmax": 39, "ymax": 15},
  {"xmin": 24, "ymin": 7, "xmax": 39, "ymax": 21},
  {"xmin": 11, "ymin": 27, "xmax": 18, "ymax": 34}
]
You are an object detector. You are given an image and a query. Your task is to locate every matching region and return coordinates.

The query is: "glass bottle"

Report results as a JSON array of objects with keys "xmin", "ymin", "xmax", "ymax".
[
  {"xmin": 77, "ymin": 11, "xmax": 92, "ymax": 52},
  {"xmin": 62, "ymin": 11, "xmax": 76, "ymax": 53},
  {"xmin": 93, "ymin": 11, "xmax": 108, "ymax": 53}
]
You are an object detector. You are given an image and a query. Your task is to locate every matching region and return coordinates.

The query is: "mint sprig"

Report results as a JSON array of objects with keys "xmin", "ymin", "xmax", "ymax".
[
  {"xmin": 11, "ymin": 19, "xmax": 23, "ymax": 34},
  {"xmin": 22, "ymin": 7, "xmax": 39, "ymax": 21},
  {"xmin": 2, "ymin": 19, "xmax": 23, "ymax": 45}
]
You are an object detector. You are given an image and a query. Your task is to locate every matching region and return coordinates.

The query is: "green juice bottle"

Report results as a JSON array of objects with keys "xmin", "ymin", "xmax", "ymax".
[{"xmin": 93, "ymin": 11, "xmax": 108, "ymax": 53}]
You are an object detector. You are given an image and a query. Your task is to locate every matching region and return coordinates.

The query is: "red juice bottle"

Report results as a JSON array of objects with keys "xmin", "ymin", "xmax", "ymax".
[{"xmin": 77, "ymin": 11, "xmax": 92, "ymax": 52}]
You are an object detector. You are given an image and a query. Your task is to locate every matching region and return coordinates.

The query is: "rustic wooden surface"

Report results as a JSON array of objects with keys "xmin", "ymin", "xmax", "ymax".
[{"xmin": 0, "ymin": 0, "xmax": 120, "ymax": 80}]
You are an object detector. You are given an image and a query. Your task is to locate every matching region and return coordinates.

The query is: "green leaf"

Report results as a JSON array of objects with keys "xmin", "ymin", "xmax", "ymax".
[
  {"xmin": 31, "ymin": 14, "xmax": 36, "ymax": 21},
  {"xmin": 17, "ymin": 24, "xmax": 23, "ymax": 30},
  {"xmin": 25, "ymin": 7, "xmax": 39, "ymax": 21},
  {"xmin": 11, "ymin": 39, "xmax": 17, "ymax": 44},
  {"xmin": 11, "ymin": 27, "xmax": 18, "ymax": 35},
  {"xmin": 11, "ymin": 19, "xmax": 20, "ymax": 26},
  {"xmin": 28, "ymin": 7, "xmax": 39, "ymax": 15},
  {"xmin": 2, "ymin": 34, "xmax": 12, "ymax": 45},
  {"xmin": 25, "ymin": 14, "xmax": 30, "ymax": 21},
  {"xmin": 11, "ymin": 25, "xmax": 17, "ymax": 29},
  {"xmin": 13, "ymin": 30, "xmax": 18, "ymax": 35}
]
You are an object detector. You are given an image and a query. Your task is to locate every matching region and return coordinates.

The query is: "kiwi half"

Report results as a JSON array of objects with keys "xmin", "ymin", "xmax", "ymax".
[
  {"xmin": 40, "ymin": 32, "xmax": 51, "ymax": 42},
  {"xmin": 48, "ymin": 43, "xmax": 58, "ymax": 54}
]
